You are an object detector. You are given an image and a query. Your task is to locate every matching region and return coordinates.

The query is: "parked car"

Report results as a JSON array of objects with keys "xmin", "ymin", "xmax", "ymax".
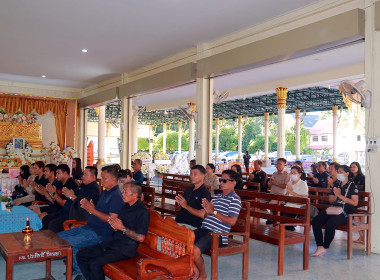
[
  {"xmin": 219, "ymin": 151, "xmax": 238, "ymax": 163},
  {"xmin": 268, "ymin": 151, "xmax": 294, "ymax": 165}
]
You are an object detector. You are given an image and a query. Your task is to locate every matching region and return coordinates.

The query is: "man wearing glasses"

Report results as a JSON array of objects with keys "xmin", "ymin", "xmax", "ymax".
[{"xmin": 192, "ymin": 169, "xmax": 242, "ymax": 280}]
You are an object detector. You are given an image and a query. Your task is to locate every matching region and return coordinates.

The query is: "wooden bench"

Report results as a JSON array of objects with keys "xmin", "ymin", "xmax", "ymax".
[
  {"xmin": 236, "ymin": 190, "xmax": 310, "ymax": 276},
  {"xmin": 161, "ymin": 173, "xmax": 190, "ymax": 182},
  {"xmin": 308, "ymin": 187, "xmax": 371, "ymax": 259},
  {"xmin": 205, "ymin": 201, "xmax": 250, "ymax": 280},
  {"xmin": 101, "ymin": 209, "xmax": 195, "ymax": 280},
  {"xmin": 142, "ymin": 185, "xmax": 155, "ymax": 209},
  {"xmin": 243, "ymin": 181, "xmax": 260, "ymax": 191},
  {"xmin": 154, "ymin": 180, "xmax": 193, "ymax": 216}
]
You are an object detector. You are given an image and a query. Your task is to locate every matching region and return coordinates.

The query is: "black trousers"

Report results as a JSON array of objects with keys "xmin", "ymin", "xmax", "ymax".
[
  {"xmin": 312, "ymin": 212, "xmax": 347, "ymax": 249},
  {"xmin": 76, "ymin": 244, "xmax": 133, "ymax": 280},
  {"xmin": 244, "ymin": 163, "xmax": 249, "ymax": 173}
]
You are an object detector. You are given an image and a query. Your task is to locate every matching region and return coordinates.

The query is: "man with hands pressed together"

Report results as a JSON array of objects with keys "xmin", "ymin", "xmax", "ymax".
[
  {"xmin": 76, "ymin": 181, "xmax": 149, "ymax": 280},
  {"xmin": 192, "ymin": 170, "xmax": 242, "ymax": 280},
  {"xmin": 175, "ymin": 165, "xmax": 211, "ymax": 229},
  {"xmin": 58, "ymin": 165, "xmax": 124, "ymax": 278}
]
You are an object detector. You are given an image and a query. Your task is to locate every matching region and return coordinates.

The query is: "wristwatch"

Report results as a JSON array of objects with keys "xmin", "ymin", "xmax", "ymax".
[
  {"xmin": 50, "ymin": 192, "xmax": 56, "ymax": 197},
  {"xmin": 122, "ymin": 228, "xmax": 127, "ymax": 235},
  {"xmin": 69, "ymin": 196, "xmax": 73, "ymax": 200},
  {"xmin": 213, "ymin": 210, "xmax": 218, "ymax": 216}
]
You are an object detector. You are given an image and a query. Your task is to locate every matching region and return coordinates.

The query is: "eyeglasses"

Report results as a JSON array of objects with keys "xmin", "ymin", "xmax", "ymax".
[{"xmin": 220, "ymin": 178, "xmax": 234, "ymax": 183}]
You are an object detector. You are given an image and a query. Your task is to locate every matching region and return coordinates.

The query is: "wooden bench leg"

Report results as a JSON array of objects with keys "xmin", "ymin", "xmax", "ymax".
[
  {"xmin": 366, "ymin": 228, "xmax": 371, "ymax": 255},
  {"xmin": 278, "ymin": 227, "xmax": 285, "ymax": 276},
  {"xmin": 242, "ymin": 246, "xmax": 249, "ymax": 280},
  {"xmin": 210, "ymin": 252, "xmax": 218, "ymax": 280},
  {"xmin": 347, "ymin": 229, "xmax": 353, "ymax": 259},
  {"xmin": 303, "ymin": 229, "xmax": 309, "ymax": 270}
]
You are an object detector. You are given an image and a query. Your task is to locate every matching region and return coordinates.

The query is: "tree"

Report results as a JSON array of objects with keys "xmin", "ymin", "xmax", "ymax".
[
  {"xmin": 153, "ymin": 131, "xmax": 189, "ymax": 152},
  {"xmin": 138, "ymin": 138, "xmax": 149, "ymax": 152},
  {"xmin": 285, "ymin": 125, "xmax": 311, "ymax": 154},
  {"xmin": 247, "ymin": 134, "xmax": 277, "ymax": 154},
  {"xmin": 219, "ymin": 126, "xmax": 238, "ymax": 151},
  {"xmin": 242, "ymin": 117, "xmax": 264, "ymax": 151}
]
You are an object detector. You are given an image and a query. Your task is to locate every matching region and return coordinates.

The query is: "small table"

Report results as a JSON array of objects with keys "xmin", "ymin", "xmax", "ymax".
[{"xmin": 0, "ymin": 230, "xmax": 72, "ymax": 280}]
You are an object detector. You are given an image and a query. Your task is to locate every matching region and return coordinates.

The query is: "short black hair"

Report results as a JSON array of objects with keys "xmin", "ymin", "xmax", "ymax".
[
  {"xmin": 254, "ymin": 160, "xmax": 262, "ymax": 166},
  {"xmin": 231, "ymin": 164, "xmax": 242, "ymax": 176},
  {"xmin": 329, "ymin": 162, "xmax": 340, "ymax": 171},
  {"xmin": 318, "ymin": 161, "xmax": 327, "ymax": 169},
  {"xmin": 57, "ymin": 164, "xmax": 70, "ymax": 175},
  {"xmin": 338, "ymin": 164, "xmax": 350, "ymax": 174},
  {"xmin": 222, "ymin": 169, "xmax": 239, "ymax": 182},
  {"xmin": 45, "ymin": 164, "xmax": 57, "ymax": 176},
  {"xmin": 191, "ymin": 165, "xmax": 206, "ymax": 175},
  {"xmin": 277, "ymin": 158, "xmax": 287, "ymax": 164},
  {"xmin": 190, "ymin": 159, "xmax": 196, "ymax": 166},
  {"xmin": 35, "ymin": 161, "xmax": 45, "ymax": 169},
  {"xmin": 101, "ymin": 165, "xmax": 119, "ymax": 179},
  {"xmin": 291, "ymin": 166, "xmax": 302, "ymax": 174},
  {"xmin": 206, "ymin": 163, "xmax": 215, "ymax": 172},
  {"xmin": 118, "ymin": 169, "xmax": 133, "ymax": 179},
  {"xmin": 85, "ymin": 166, "xmax": 98, "ymax": 178}
]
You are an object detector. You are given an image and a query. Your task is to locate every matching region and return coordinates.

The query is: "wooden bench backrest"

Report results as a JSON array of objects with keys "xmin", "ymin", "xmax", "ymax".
[
  {"xmin": 231, "ymin": 201, "xmax": 251, "ymax": 234},
  {"xmin": 162, "ymin": 173, "xmax": 191, "ymax": 182},
  {"xmin": 308, "ymin": 187, "xmax": 371, "ymax": 213},
  {"xmin": 139, "ymin": 209, "xmax": 195, "ymax": 259},
  {"xmin": 142, "ymin": 186, "xmax": 155, "ymax": 209},
  {"xmin": 243, "ymin": 181, "xmax": 260, "ymax": 191},
  {"xmin": 143, "ymin": 177, "xmax": 150, "ymax": 186},
  {"xmin": 236, "ymin": 190, "xmax": 310, "ymax": 225}
]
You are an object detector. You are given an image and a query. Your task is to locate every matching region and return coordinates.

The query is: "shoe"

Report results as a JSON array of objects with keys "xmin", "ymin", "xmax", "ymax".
[
  {"xmin": 74, "ymin": 275, "xmax": 84, "ymax": 280},
  {"xmin": 266, "ymin": 220, "xmax": 273, "ymax": 225},
  {"xmin": 285, "ymin": 226, "xmax": 295, "ymax": 231}
]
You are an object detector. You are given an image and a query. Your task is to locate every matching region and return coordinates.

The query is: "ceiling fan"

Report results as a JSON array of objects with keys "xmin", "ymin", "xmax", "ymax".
[{"xmin": 340, "ymin": 80, "xmax": 371, "ymax": 109}]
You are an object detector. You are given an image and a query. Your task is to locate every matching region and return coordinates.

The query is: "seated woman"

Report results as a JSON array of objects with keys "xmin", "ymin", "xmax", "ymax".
[
  {"xmin": 72, "ymin": 157, "xmax": 83, "ymax": 186},
  {"xmin": 12, "ymin": 165, "xmax": 31, "ymax": 199},
  {"xmin": 283, "ymin": 166, "xmax": 308, "ymax": 231},
  {"xmin": 349, "ymin": 161, "xmax": 365, "ymax": 244},
  {"xmin": 204, "ymin": 163, "xmax": 219, "ymax": 196},
  {"xmin": 293, "ymin": 161, "xmax": 306, "ymax": 181},
  {"xmin": 231, "ymin": 164, "xmax": 244, "ymax": 190},
  {"xmin": 311, "ymin": 165, "xmax": 358, "ymax": 257}
]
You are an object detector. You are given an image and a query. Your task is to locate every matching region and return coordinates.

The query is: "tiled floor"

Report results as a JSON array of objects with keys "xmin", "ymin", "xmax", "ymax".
[{"xmin": 0, "ymin": 231, "xmax": 378, "ymax": 280}]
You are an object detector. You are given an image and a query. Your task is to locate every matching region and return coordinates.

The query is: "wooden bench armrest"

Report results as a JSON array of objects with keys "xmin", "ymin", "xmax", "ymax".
[
  {"xmin": 63, "ymin": 219, "xmax": 87, "ymax": 231},
  {"xmin": 349, "ymin": 213, "xmax": 372, "ymax": 217},
  {"xmin": 32, "ymin": 200, "xmax": 47, "ymax": 205},
  {"xmin": 138, "ymin": 256, "xmax": 191, "ymax": 279}
]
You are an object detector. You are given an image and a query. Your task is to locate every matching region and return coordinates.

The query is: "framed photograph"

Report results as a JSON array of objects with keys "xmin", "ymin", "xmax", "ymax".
[{"xmin": 13, "ymin": 138, "xmax": 25, "ymax": 150}]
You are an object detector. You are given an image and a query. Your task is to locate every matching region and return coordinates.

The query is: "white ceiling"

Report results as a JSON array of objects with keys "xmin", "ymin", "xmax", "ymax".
[
  {"xmin": 133, "ymin": 42, "xmax": 365, "ymax": 107},
  {"xmin": 0, "ymin": 0, "xmax": 325, "ymax": 88}
]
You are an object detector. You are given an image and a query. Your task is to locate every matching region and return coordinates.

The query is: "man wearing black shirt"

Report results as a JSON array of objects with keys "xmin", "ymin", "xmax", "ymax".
[
  {"xmin": 76, "ymin": 181, "xmax": 149, "ymax": 280},
  {"xmin": 175, "ymin": 165, "xmax": 211, "ymax": 229},
  {"xmin": 248, "ymin": 160, "xmax": 268, "ymax": 192},
  {"xmin": 312, "ymin": 161, "xmax": 329, "ymax": 188},
  {"xmin": 132, "ymin": 159, "xmax": 144, "ymax": 184}
]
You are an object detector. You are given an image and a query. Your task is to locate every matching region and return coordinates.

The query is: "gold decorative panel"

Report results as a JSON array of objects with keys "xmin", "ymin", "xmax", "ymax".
[{"xmin": 0, "ymin": 123, "xmax": 43, "ymax": 148}]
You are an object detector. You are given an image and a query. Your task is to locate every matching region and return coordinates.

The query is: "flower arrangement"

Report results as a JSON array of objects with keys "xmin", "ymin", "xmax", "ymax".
[
  {"xmin": 131, "ymin": 152, "xmax": 152, "ymax": 161},
  {"xmin": 56, "ymin": 153, "xmax": 69, "ymax": 164},
  {"xmin": 154, "ymin": 152, "xmax": 169, "ymax": 160},
  {"xmin": 62, "ymin": 146, "xmax": 77, "ymax": 159},
  {"xmin": 0, "ymin": 108, "xmax": 39, "ymax": 124},
  {"xmin": 0, "ymin": 188, "xmax": 12, "ymax": 202},
  {"xmin": 47, "ymin": 142, "xmax": 61, "ymax": 159},
  {"xmin": 156, "ymin": 164, "xmax": 170, "ymax": 174}
]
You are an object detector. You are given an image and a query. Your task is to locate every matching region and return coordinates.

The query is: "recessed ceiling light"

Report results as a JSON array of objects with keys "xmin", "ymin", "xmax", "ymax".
[
  {"xmin": 41, "ymin": 75, "xmax": 46, "ymax": 78},
  {"xmin": 82, "ymin": 49, "xmax": 88, "ymax": 53}
]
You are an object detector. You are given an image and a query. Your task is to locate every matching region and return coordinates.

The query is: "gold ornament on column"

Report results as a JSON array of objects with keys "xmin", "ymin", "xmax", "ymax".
[
  {"xmin": 276, "ymin": 87, "xmax": 288, "ymax": 109},
  {"xmin": 94, "ymin": 107, "xmax": 100, "ymax": 117}
]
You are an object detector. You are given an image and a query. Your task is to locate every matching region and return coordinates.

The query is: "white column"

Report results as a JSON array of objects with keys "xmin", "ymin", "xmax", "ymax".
[
  {"xmin": 237, "ymin": 115, "xmax": 243, "ymax": 163},
  {"xmin": 264, "ymin": 112, "xmax": 269, "ymax": 161},
  {"xmin": 189, "ymin": 117, "xmax": 195, "ymax": 161},
  {"xmin": 365, "ymin": 1, "xmax": 380, "ymax": 253},
  {"xmin": 105, "ymin": 122, "xmax": 111, "ymax": 163},
  {"xmin": 79, "ymin": 108, "xmax": 88, "ymax": 168},
  {"xmin": 178, "ymin": 121, "xmax": 182, "ymax": 153},
  {"xmin": 97, "ymin": 105, "xmax": 106, "ymax": 164},
  {"xmin": 162, "ymin": 123, "xmax": 167, "ymax": 153},
  {"xmin": 149, "ymin": 124, "xmax": 153, "ymax": 155},
  {"xmin": 332, "ymin": 105, "xmax": 338, "ymax": 162},
  {"xmin": 195, "ymin": 78, "xmax": 213, "ymax": 166},
  {"xmin": 295, "ymin": 109, "xmax": 301, "ymax": 160},
  {"xmin": 131, "ymin": 106, "xmax": 139, "ymax": 154},
  {"xmin": 120, "ymin": 97, "xmax": 133, "ymax": 169},
  {"xmin": 276, "ymin": 87, "xmax": 288, "ymax": 159},
  {"xmin": 215, "ymin": 118, "xmax": 220, "ymax": 161}
]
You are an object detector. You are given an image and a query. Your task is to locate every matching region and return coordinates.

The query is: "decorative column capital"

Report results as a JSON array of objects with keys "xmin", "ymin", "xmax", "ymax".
[
  {"xmin": 238, "ymin": 115, "xmax": 243, "ymax": 123},
  {"xmin": 178, "ymin": 121, "xmax": 182, "ymax": 126},
  {"xmin": 276, "ymin": 87, "xmax": 288, "ymax": 109},
  {"xmin": 332, "ymin": 105, "xmax": 338, "ymax": 115},
  {"xmin": 295, "ymin": 109, "xmax": 301, "ymax": 118},
  {"xmin": 264, "ymin": 112, "xmax": 269, "ymax": 120},
  {"xmin": 215, "ymin": 117, "xmax": 219, "ymax": 125}
]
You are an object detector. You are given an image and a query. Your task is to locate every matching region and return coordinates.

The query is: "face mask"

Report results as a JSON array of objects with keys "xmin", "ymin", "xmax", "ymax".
[
  {"xmin": 290, "ymin": 174, "xmax": 299, "ymax": 182},
  {"xmin": 337, "ymin": 174, "xmax": 346, "ymax": 182}
]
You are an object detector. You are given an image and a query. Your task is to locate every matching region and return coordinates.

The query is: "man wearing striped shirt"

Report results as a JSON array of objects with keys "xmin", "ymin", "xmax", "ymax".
[{"xmin": 192, "ymin": 169, "xmax": 242, "ymax": 280}]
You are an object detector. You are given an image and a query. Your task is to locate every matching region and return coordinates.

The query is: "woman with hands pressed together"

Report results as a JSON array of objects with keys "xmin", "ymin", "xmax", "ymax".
[{"xmin": 311, "ymin": 165, "xmax": 358, "ymax": 257}]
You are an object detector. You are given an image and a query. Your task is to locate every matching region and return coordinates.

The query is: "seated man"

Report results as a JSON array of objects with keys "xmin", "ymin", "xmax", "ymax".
[
  {"xmin": 175, "ymin": 165, "xmax": 211, "ymax": 229},
  {"xmin": 132, "ymin": 159, "xmax": 144, "ymax": 184},
  {"xmin": 37, "ymin": 164, "xmax": 78, "ymax": 230},
  {"xmin": 76, "ymin": 181, "xmax": 149, "ymax": 280},
  {"xmin": 192, "ymin": 170, "xmax": 242, "ymax": 280},
  {"xmin": 312, "ymin": 161, "xmax": 329, "ymax": 188},
  {"xmin": 248, "ymin": 160, "xmax": 268, "ymax": 192},
  {"xmin": 58, "ymin": 165, "xmax": 124, "ymax": 276}
]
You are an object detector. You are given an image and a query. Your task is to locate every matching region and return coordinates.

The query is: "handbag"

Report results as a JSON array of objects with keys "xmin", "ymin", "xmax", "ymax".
[{"xmin": 326, "ymin": 182, "xmax": 352, "ymax": 215}]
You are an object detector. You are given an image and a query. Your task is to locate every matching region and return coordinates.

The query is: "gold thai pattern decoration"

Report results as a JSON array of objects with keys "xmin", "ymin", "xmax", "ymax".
[
  {"xmin": 0, "ymin": 123, "xmax": 43, "ymax": 148},
  {"xmin": 276, "ymin": 87, "xmax": 288, "ymax": 109}
]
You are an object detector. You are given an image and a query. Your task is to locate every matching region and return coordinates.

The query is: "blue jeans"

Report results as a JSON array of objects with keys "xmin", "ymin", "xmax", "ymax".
[{"xmin": 58, "ymin": 226, "xmax": 103, "ymax": 274}]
